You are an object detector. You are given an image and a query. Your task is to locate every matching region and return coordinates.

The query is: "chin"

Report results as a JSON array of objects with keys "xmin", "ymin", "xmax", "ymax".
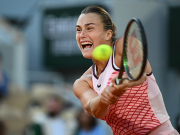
[{"xmin": 82, "ymin": 53, "xmax": 92, "ymax": 59}]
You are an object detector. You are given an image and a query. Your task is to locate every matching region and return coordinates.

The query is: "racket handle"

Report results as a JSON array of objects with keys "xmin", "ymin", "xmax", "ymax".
[
  {"xmin": 115, "ymin": 78, "xmax": 128, "ymax": 85},
  {"xmin": 116, "ymin": 78, "xmax": 120, "ymax": 85}
]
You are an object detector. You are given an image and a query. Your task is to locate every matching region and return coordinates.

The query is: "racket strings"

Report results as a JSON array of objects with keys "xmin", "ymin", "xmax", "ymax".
[{"xmin": 126, "ymin": 22, "xmax": 144, "ymax": 79}]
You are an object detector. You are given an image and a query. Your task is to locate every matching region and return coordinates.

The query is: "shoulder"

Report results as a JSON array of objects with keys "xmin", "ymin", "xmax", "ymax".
[
  {"xmin": 113, "ymin": 36, "xmax": 124, "ymax": 68},
  {"xmin": 114, "ymin": 36, "xmax": 124, "ymax": 55},
  {"xmin": 73, "ymin": 66, "xmax": 93, "ymax": 93},
  {"xmin": 114, "ymin": 36, "xmax": 152, "ymax": 74}
]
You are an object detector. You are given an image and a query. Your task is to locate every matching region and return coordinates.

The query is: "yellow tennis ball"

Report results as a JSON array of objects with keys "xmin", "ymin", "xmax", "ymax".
[{"xmin": 92, "ymin": 44, "xmax": 112, "ymax": 61}]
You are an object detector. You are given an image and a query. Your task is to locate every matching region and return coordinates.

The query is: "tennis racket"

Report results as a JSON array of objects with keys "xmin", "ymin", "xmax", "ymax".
[{"xmin": 116, "ymin": 18, "xmax": 148, "ymax": 85}]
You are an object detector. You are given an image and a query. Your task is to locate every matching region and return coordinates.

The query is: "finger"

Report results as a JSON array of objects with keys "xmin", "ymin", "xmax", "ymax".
[
  {"xmin": 108, "ymin": 89, "xmax": 119, "ymax": 99},
  {"xmin": 111, "ymin": 74, "xmax": 118, "ymax": 84},
  {"xmin": 111, "ymin": 74, "xmax": 128, "ymax": 85},
  {"xmin": 113, "ymin": 79, "xmax": 129, "ymax": 89},
  {"xmin": 101, "ymin": 87, "xmax": 119, "ymax": 104},
  {"xmin": 110, "ymin": 88, "xmax": 127, "ymax": 96},
  {"xmin": 110, "ymin": 80, "xmax": 129, "ymax": 96},
  {"xmin": 103, "ymin": 87, "xmax": 119, "ymax": 100},
  {"xmin": 100, "ymin": 93, "xmax": 118, "ymax": 105}
]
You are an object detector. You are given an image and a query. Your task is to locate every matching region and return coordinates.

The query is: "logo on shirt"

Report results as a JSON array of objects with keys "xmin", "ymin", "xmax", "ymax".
[{"xmin": 97, "ymin": 84, "xmax": 101, "ymax": 88}]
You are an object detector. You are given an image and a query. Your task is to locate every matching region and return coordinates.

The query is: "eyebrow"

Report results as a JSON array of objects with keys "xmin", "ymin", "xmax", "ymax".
[{"xmin": 76, "ymin": 23, "xmax": 95, "ymax": 27}]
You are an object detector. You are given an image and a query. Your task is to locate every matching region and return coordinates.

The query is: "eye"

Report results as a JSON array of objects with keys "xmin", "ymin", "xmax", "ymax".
[
  {"xmin": 87, "ymin": 27, "xmax": 93, "ymax": 31},
  {"xmin": 76, "ymin": 28, "xmax": 81, "ymax": 32}
]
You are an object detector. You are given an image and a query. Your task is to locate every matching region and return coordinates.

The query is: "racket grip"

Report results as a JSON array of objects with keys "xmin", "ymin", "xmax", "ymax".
[
  {"xmin": 116, "ymin": 78, "xmax": 120, "ymax": 85},
  {"xmin": 115, "ymin": 78, "xmax": 128, "ymax": 85}
]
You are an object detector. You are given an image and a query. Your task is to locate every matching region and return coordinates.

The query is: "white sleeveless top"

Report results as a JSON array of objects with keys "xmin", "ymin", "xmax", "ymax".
[{"xmin": 92, "ymin": 45, "xmax": 170, "ymax": 135}]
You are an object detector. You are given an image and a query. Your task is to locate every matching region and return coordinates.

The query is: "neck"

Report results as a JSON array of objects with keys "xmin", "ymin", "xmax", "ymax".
[{"xmin": 93, "ymin": 59, "xmax": 108, "ymax": 77}]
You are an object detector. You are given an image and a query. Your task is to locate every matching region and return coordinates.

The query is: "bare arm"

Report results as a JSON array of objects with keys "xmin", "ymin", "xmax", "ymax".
[
  {"xmin": 73, "ymin": 67, "xmax": 129, "ymax": 118},
  {"xmin": 73, "ymin": 77, "xmax": 109, "ymax": 118},
  {"xmin": 73, "ymin": 67, "xmax": 109, "ymax": 118}
]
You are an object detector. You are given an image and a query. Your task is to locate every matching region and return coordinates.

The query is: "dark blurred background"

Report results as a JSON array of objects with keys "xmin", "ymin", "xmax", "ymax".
[{"xmin": 0, "ymin": 0, "xmax": 180, "ymax": 135}]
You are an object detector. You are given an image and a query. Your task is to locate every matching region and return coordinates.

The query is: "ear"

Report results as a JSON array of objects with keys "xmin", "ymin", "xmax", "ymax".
[{"xmin": 106, "ymin": 30, "xmax": 113, "ymax": 41}]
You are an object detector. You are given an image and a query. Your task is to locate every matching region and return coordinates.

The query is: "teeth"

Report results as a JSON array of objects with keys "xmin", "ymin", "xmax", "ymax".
[{"xmin": 81, "ymin": 42, "xmax": 92, "ymax": 45}]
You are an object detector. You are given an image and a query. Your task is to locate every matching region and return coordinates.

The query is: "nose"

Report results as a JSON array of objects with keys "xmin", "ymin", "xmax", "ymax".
[{"xmin": 80, "ymin": 30, "xmax": 87, "ymax": 38}]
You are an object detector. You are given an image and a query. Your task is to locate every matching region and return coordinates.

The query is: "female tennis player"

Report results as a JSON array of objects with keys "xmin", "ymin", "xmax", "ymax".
[{"xmin": 73, "ymin": 5, "xmax": 179, "ymax": 135}]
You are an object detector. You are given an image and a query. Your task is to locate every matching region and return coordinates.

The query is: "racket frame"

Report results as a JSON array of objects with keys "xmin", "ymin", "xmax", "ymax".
[{"xmin": 116, "ymin": 18, "xmax": 148, "ymax": 85}]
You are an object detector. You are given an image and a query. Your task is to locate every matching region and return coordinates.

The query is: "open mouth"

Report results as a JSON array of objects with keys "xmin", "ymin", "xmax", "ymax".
[{"xmin": 81, "ymin": 42, "xmax": 93, "ymax": 50}]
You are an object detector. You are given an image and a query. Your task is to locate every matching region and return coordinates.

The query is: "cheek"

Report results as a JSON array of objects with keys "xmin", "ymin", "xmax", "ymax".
[
  {"xmin": 92, "ymin": 32, "xmax": 106, "ymax": 45},
  {"xmin": 89, "ymin": 32, "xmax": 100, "ymax": 41},
  {"xmin": 76, "ymin": 33, "xmax": 79, "ymax": 41},
  {"xmin": 76, "ymin": 34, "xmax": 81, "ymax": 46}
]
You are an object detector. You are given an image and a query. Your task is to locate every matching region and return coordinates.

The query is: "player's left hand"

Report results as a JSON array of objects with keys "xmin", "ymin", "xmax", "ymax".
[
  {"xmin": 109, "ymin": 73, "xmax": 146, "ymax": 97},
  {"xmin": 127, "ymin": 73, "xmax": 147, "ymax": 87}
]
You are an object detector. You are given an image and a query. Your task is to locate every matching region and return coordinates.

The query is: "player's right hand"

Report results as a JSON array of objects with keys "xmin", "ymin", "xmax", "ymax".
[
  {"xmin": 100, "ymin": 76, "xmax": 129, "ymax": 105},
  {"xmin": 110, "ymin": 76, "xmax": 129, "ymax": 97},
  {"xmin": 100, "ymin": 86, "xmax": 120, "ymax": 105}
]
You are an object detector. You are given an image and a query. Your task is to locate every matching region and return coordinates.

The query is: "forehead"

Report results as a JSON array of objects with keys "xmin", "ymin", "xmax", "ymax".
[{"xmin": 76, "ymin": 13, "xmax": 102, "ymax": 26}]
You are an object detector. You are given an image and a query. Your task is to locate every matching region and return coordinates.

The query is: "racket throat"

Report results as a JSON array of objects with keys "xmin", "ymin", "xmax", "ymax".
[
  {"xmin": 116, "ymin": 78, "xmax": 127, "ymax": 85},
  {"xmin": 116, "ymin": 78, "xmax": 121, "ymax": 85}
]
